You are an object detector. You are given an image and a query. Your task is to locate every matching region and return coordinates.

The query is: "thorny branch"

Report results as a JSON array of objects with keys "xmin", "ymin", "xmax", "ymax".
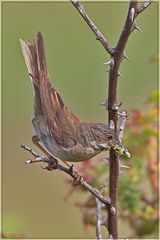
[
  {"xmin": 21, "ymin": 144, "xmax": 110, "ymax": 206},
  {"xmin": 71, "ymin": 0, "xmax": 152, "ymax": 239}
]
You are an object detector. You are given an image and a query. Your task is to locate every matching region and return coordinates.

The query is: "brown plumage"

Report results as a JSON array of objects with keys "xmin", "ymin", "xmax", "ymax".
[{"xmin": 20, "ymin": 32, "xmax": 127, "ymax": 162}]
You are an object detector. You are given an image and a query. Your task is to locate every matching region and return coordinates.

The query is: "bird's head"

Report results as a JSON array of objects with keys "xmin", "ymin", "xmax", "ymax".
[{"xmin": 94, "ymin": 123, "xmax": 130, "ymax": 158}]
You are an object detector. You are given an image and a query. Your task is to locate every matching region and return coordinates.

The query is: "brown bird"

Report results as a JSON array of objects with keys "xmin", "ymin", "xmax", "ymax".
[{"xmin": 20, "ymin": 32, "xmax": 129, "ymax": 163}]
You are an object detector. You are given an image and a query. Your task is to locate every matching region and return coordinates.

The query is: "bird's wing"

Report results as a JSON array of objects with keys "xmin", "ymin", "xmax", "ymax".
[{"xmin": 35, "ymin": 32, "xmax": 81, "ymax": 147}]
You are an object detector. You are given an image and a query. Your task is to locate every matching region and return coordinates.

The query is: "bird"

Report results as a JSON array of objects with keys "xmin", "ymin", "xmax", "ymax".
[{"xmin": 20, "ymin": 32, "xmax": 129, "ymax": 163}]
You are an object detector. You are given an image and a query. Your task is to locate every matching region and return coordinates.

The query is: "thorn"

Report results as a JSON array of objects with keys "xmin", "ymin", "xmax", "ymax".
[
  {"xmin": 100, "ymin": 101, "xmax": 106, "ymax": 106},
  {"xmin": 135, "ymin": 24, "xmax": 142, "ymax": 32},
  {"xmin": 100, "ymin": 99, "xmax": 107, "ymax": 107},
  {"xmin": 110, "ymin": 206, "xmax": 116, "ymax": 215},
  {"xmin": 118, "ymin": 71, "xmax": 124, "ymax": 78},
  {"xmin": 120, "ymin": 164, "xmax": 130, "ymax": 169},
  {"xmin": 129, "ymin": 8, "xmax": 135, "ymax": 22},
  {"xmin": 131, "ymin": 21, "xmax": 142, "ymax": 33},
  {"xmin": 103, "ymin": 60, "xmax": 111, "ymax": 65},
  {"xmin": 109, "ymin": 120, "xmax": 115, "ymax": 130},
  {"xmin": 25, "ymin": 159, "xmax": 32, "ymax": 164},
  {"xmin": 123, "ymin": 53, "xmax": 130, "ymax": 61},
  {"xmin": 103, "ymin": 58, "xmax": 114, "ymax": 69}
]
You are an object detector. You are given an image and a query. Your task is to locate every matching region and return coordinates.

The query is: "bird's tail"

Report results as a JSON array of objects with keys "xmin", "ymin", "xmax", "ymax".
[
  {"xmin": 20, "ymin": 32, "xmax": 56, "ymax": 116},
  {"xmin": 20, "ymin": 33, "xmax": 45, "ymax": 115},
  {"xmin": 20, "ymin": 32, "xmax": 65, "ymax": 122}
]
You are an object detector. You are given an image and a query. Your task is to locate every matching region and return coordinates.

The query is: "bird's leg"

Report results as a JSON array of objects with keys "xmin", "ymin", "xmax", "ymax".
[
  {"xmin": 32, "ymin": 136, "xmax": 57, "ymax": 170},
  {"xmin": 62, "ymin": 160, "xmax": 71, "ymax": 168},
  {"xmin": 69, "ymin": 165, "xmax": 84, "ymax": 186},
  {"xmin": 32, "ymin": 135, "xmax": 51, "ymax": 158},
  {"xmin": 32, "ymin": 135, "xmax": 71, "ymax": 168}
]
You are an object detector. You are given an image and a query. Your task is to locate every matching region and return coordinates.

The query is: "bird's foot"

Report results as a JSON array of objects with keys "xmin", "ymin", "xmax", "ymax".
[
  {"xmin": 69, "ymin": 165, "xmax": 84, "ymax": 186},
  {"xmin": 41, "ymin": 157, "xmax": 58, "ymax": 171}
]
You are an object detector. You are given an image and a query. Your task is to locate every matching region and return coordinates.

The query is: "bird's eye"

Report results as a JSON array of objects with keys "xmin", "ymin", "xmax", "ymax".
[{"xmin": 108, "ymin": 135, "xmax": 113, "ymax": 140}]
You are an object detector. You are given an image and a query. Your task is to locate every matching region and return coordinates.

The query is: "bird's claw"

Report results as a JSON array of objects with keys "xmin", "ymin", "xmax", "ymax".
[
  {"xmin": 69, "ymin": 164, "xmax": 84, "ymax": 186},
  {"xmin": 73, "ymin": 175, "xmax": 84, "ymax": 186},
  {"xmin": 40, "ymin": 158, "xmax": 58, "ymax": 171},
  {"xmin": 40, "ymin": 165, "xmax": 55, "ymax": 171}
]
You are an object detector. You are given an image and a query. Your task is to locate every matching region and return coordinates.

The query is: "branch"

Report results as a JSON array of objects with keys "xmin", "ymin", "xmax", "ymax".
[
  {"xmin": 21, "ymin": 144, "xmax": 111, "ymax": 206},
  {"xmin": 137, "ymin": 0, "xmax": 152, "ymax": 14},
  {"xmin": 96, "ymin": 198, "xmax": 103, "ymax": 240},
  {"xmin": 95, "ymin": 177, "xmax": 109, "ymax": 240},
  {"xmin": 71, "ymin": 0, "xmax": 114, "ymax": 56}
]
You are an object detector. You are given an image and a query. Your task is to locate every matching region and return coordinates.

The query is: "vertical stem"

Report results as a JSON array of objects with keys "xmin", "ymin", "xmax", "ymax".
[
  {"xmin": 107, "ymin": 1, "xmax": 138, "ymax": 238},
  {"xmin": 107, "ymin": 59, "xmax": 121, "ymax": 239}
]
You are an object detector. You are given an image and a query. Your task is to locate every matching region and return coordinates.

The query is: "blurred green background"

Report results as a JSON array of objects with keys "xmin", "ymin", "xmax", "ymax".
[{"xmin": 2, "ymin": 1, "xmax": 158, "ymax": 239}]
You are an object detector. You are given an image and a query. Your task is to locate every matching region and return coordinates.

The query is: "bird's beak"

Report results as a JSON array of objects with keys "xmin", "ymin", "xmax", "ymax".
[{"xmin": 113, "ymin": 144, "xmax": 131, "ymax": 158}]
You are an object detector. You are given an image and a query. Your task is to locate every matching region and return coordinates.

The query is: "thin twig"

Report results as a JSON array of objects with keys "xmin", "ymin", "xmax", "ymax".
[
  {"xmin": 71, "ymin": 0, "xmax": 114, "ymax": 56},
  {"xmin": 95, "ymin": 176, "xmax": 109, "ymax": 239},
  {"xmin": 21, "ymin": 144, "xmax": 111, "ymax": 206},
  {"xmin": 99, "ymin": 177, "xmax": 109, "ymax": 192},
  {"xmin": 96, "ymin": 198, "xmax": 103, "ymax": 240}
]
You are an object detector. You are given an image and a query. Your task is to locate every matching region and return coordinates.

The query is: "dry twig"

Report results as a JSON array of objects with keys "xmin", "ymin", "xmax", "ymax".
[
  {"xmin": 21, "ymin": 144, "xmax": 110, "ymax": 206},
  {"xmin": 71, "ymin": 0, "xmax": 114, "ymax": 55}
]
